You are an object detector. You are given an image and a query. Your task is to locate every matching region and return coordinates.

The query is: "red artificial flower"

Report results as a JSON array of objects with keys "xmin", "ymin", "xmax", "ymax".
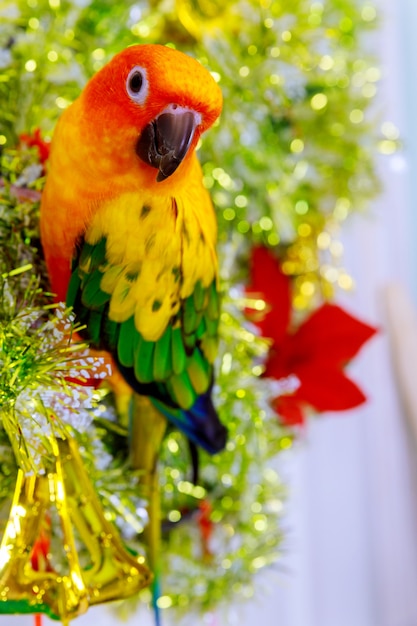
[
  {"xmin": 31, "ymin": 518, "xmax": 53, "ymax": 626},
  {"xmin": 196, "ymin": 500, "xmax": 214, "ymax": 560},
  {"xmin": 246, "ymin": 246, "xmax": 377, "ymax": 426},
  {"xmin": 19, "ymin": 128, "xmax": 50, "ymax": 165},
  {"xmin": 30, "ymin": 517, "xmax": 54, "ymax": 573}
]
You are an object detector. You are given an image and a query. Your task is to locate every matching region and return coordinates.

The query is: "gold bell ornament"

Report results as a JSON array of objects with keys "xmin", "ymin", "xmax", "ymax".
[{"xmin": 0, "ymin": 434, "xmax": 152, "ymax": 623}]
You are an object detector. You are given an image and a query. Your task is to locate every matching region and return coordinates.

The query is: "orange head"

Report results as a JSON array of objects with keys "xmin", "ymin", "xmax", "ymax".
[{"xmin": 70, "ymin": 44, "xmax": 223, "ymax": 187}]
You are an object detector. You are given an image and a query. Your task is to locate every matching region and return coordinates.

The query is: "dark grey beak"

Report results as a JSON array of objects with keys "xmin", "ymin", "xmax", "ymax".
[{"xmin": 136, "ymin": 107, "xmax": 199, "ymax": 182}]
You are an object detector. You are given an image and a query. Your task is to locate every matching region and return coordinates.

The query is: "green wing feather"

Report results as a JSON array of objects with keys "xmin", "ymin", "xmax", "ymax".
[
  {"xmin": 187, "ymin": 349, "xmax": 211, "ymax": 395},
  {"xmin": 134, "ymin": 336, "xmax": 155, "ymax": 384},
  {"xmin": 171, "ymin": 327, "xmax": 187, "ymax": 375},
  {"xmin": 117, "ymin": 317, "xmax": 136, "ymax": 367},
  {"xmin": 153, "ymin": 325, "xmax": 173, "ymax": 381},
  {"xmin": 68, "ymin": 234, "xmax": 220, "ymax": 411},
  {"xmin": 166, "ymin": 370, "xmax": 196, "ymax": 409}
]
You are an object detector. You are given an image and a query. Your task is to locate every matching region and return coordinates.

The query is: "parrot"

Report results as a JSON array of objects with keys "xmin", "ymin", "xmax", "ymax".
[{"xmin": 39, "ymin": 44, "xmax": 226, "ymax": 621}]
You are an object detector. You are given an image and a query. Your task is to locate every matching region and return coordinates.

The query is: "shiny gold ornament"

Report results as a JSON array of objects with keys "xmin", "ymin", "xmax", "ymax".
[
  {"xmin": 59, "ymin": 437, "xmax": 152, "ymax": 606},
  {"xmin": 176, "ymin": 0, "xmax": 230, "ymax": 39},
  {"xmin": 0, "ymin": 435, "xmax": 152, "ymax": 621}
]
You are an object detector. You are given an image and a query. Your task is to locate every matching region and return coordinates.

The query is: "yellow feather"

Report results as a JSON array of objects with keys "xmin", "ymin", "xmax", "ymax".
[
  {"xmin": 109, "ymin": 275, "xmax": 137, "ymax": 321},
  {"xmin": 82, "ymin": 159, "xmax": 218, "ymax": 342},
  {"xmin": 100, "ymin": 265, "xmax": 124, "ymax": 294},
  {"xmin": 134, "ymin": 298, "xmax": 172, "ymax": 343}
]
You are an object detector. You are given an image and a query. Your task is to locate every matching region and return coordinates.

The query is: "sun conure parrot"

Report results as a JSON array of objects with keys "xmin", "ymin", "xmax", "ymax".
[{"xmin": 39, "ymin": 44, "xmax": 226, "ymax": 620}]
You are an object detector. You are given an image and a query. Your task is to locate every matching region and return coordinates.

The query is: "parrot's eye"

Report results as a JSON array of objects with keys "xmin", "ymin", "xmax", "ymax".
[
  {"xmin": 126, "ymin": 66, "xmax": 148, "ymax": 105},
  {"xmin": 129, "ymin": 72, "xmax": 143, "ymax": 92}
]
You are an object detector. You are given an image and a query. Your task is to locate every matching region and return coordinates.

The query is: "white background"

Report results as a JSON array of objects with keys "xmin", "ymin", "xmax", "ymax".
[{"xmin": 4, "ymin": 0, "xmax": 417, "ymax": 624}]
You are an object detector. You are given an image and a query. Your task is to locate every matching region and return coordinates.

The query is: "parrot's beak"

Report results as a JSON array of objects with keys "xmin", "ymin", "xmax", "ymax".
[{"xmin": 136, "ymin": 105, "xmax": 201, "ymax": 182}]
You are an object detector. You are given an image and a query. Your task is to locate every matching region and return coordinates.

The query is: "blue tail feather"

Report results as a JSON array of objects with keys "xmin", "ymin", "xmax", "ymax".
[{"xmin": 151, "ymin": 391, "xmax": 227, "ymax": 454}]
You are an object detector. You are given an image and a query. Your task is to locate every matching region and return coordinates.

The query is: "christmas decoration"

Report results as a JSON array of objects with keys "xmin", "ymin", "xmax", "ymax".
[
  {"xmin": 0, "ymin": 0, "xmax": 385, "ymax": 623},
  {"xmin": 246, "ymin": 246, "xmax": 378, "ymax": 426},
  {"xmin": 0, "ymin": 436, "xmax": 151, "ymax": 621}
]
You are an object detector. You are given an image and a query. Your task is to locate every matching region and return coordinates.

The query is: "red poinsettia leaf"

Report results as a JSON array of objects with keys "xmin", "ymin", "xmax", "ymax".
[
  {"xmin": 246, "ymin": 246, "xmax": 291, "ymax": 344},
  {"xmin": 263, "ymin": 343, "xmax": 293, "ymax": 380},
  {"xmin": 293, "ymin": 365, "xmax": 367, "ymax": 412},
  {"xmin": 20, "ymin": 128, "xmax": 50, "ymax": 165},
  {"xmin": 290, "ymin": 303, "xmax": 377, "ymax": 365},
  {"xmin": 272, "ymin": 395, "xmax": 306, "ymax": 426}
]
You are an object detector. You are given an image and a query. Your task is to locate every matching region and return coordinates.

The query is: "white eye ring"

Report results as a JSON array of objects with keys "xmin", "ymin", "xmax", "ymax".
[{"xmin": 126, "ymin": 66, "xmax": 148, "ymax": 105}]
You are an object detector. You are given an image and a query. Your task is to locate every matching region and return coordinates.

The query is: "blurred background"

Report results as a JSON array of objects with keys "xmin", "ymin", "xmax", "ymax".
[{"xmin": 3, "ymin": 0, "xmax": 417, "ymax": 625}]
